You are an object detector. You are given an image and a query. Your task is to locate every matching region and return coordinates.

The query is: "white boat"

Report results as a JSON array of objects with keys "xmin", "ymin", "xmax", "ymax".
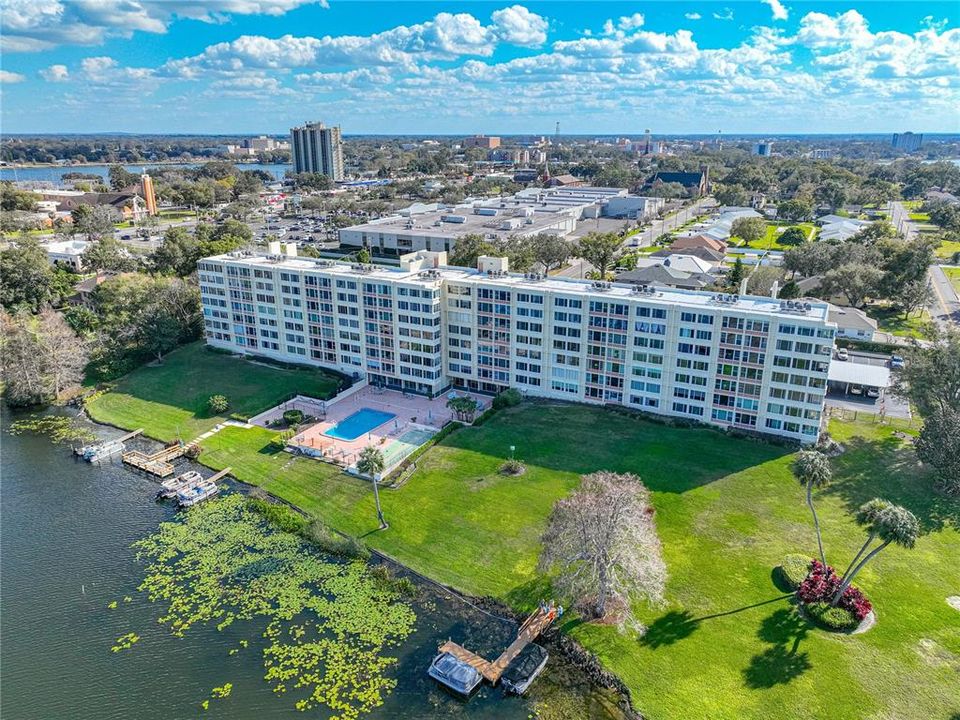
[
  {"xmin": 156, "ymin": 471, "xmax": 204, "ymax": 499},
  {"xmin": 177, "ymin": 481, "xmax": 219, "ymax": 508},
  {"xmin": 78, "ymin": 439, "xmax": 125, "ymax": 463}
]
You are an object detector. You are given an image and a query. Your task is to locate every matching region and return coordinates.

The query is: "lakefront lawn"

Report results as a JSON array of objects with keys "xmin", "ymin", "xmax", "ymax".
[
  {"xmin": 86, "ymin": 342, "xmax": 341, "ymax": 441},
  {"xmin": 88, "ymin": 354, "xmax": 960, "ymax": 720}
]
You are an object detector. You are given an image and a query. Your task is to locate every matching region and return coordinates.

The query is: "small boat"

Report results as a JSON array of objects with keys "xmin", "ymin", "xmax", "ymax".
[
  {"xmin": 427, "ymin": 652, "xmax": 482, "ymax": 696},
  {"xmin": 156, "ymin": 471, "xmax": 204, "ymax": 499},
  {"xmin": 176, "ymin": 481, "xmax": 219, "ymax": 508},
  {"xmin": 500, "ymin": 643, "xmax": 549, "ymax": 695},
  {"xmin": 77, "ymin": 439, "xmax": 125, "ymax": 463}
]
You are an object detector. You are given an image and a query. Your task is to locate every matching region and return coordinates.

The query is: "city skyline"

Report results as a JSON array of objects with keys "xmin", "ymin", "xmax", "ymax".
[{"xmin": 1, "ymin": 1, "xmax": 958, "ymax": 135}]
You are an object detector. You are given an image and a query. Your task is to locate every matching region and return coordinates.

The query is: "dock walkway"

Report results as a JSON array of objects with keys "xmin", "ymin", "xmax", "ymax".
[
  {"xmin": 438, "ymin": 608, "xmax": 554, "ymax": 683},
  {"xmin": 122, "ymin": 442, "xmax": 197, "ymax": 478}
]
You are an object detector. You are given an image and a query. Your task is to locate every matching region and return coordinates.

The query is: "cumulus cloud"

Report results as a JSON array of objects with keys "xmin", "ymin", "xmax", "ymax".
[
  {"xmin": 0, "ymin": 70, "xmax": 26, "ymax": 83},
  {"xmin": 600, "ymin": 12, "xmax": 645, "ymax": 38},
  {"xmin": 162, "ymin": 7, "xmax": 548, "ymax": 77},
  {"xmin": 0, "ymin": 0, "xmax": 327, "ymax": 52},
  {"xmin": 761, "ymin": 0, "xmax": 789, "ymax": 21},
  {"xmin": 40, "ymin": 63, "xmax": 69, "ymax": 81},
  {"xmin": 713, "ymin": 8, "xmax": 734, "ymax": 21},
  {"xmin": 490, "ymin": 5, "xmax": 548, "ymax": 47},
  {"xmin": 684, "ymin": 12, "xmax": 702, "ymax": 21}
]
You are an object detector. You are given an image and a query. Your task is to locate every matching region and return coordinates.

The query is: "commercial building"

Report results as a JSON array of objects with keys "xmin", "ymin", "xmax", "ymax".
[
  {"xmin": 199, "ymin": 247, "xmax": 835, "ymax": 443},
  {"xmin": 892, "ymin": 132, "xmax": 923, "ymax": 153},
  {"xmin": 754, "ymin": 142, "xmax": 774, "ymax": 157},
  {"xmin": 45, "ymin": 239, "xmax": 90, "ymax": 271},
  {"xmin": 290, "ymin": 121, "xmax": 344, "ymax": 179},
  {"xmin": 463, "ymin": 135, "xmax": 500, "ymax": 149},
  {"xmin": 339, "ymin": 186, "xmax": 662, "ymax": 255}
]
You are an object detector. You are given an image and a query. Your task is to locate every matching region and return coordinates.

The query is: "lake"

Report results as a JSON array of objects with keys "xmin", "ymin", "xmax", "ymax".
[
  {"xmin": 0, "ymin": 409, "xmax": 625, "ymax": 720},
  {"xmin": 0, "ymin": 162, "xmax": 292, "ymax": 184}
]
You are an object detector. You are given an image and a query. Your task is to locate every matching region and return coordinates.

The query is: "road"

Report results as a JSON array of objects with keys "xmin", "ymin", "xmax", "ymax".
[
  {"xmin": 928, "ymin": 264, "xmax": 960, "ymax": 326},
  {"xmin": 887, "ymin": 200, "xmax": 917, "ymax": 240},
  {"xmin": 626, "ymin": 197, "xmax": 717, "ymax": 248}
]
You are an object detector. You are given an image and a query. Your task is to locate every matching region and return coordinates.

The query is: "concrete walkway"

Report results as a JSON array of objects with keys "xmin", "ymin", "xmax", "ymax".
[{"xmin": 929, "ymin": 264, "xmax": 959, "ymax": 327}]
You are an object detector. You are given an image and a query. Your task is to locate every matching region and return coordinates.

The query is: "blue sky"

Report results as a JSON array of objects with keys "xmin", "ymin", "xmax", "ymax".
[{"xmin": 1, "ymin": 1, "xmax": 958, "ymax": 134}]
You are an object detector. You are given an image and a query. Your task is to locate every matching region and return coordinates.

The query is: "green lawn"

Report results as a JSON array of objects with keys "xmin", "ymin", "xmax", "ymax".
[
  {"xmin": 944, "ymin": 266, "xmax": 960, "ymax": 294},
  {"xmin": 736, "ymin": 222, "xmax": 815, "ymax": 251},
  {"xmin": 864, "ymin": 305, "xmax": 934, "ymax": 340},
  {"xmin": 85, "ymin": 342, "xmax": 341, "ymax": 441},
  {"xmin": 936, "ymin": 239, "xmax": 960, "ymax": 260},
  {"xmin": 200, "ymin": 404, "xmax": 958, "ymax": 720},
  {"xmin": 88, "ymin": 355, "xmax": 960, "ymax": 720}
]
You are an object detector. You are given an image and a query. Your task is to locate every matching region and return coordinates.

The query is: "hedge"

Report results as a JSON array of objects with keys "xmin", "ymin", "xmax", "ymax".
[
  {"xmin": 780, "ymin": 554, "xmax": 813, "ymax": 590},
  {"xmin": 805, "ymin": 601, "xmax": 859, "ymax": 631}
]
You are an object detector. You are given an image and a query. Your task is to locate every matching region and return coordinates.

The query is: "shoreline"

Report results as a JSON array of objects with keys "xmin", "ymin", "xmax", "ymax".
[
  {"xmin": 1, "ymin": 160, "xmax": 292, "ymax": 170},
  {"xmin": 79, "ymin": 403, "xmax": 640, "ymax": 720}
]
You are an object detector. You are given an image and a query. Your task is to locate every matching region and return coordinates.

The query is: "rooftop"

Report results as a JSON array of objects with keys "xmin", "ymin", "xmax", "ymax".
[
  {"xmin": 828, "ymin": 360, "xmax": 890, "ymax": 388},
  {"xmin": 206, "ymin": 251, "xmax": 832, "ymax": 321}
]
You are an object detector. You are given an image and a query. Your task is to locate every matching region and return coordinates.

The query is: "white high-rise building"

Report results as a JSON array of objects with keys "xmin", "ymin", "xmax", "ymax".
[
  {"xmin": 199, "ymin": 248, "xmax": 835, "ymax": 443},
  {"xmin": 290, "ymin": 121, "xmax": 344, "ymax": 179}
]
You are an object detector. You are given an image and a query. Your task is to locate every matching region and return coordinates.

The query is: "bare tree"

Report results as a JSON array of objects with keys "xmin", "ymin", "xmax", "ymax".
[
  {"xmin": 1, "ymin": 309, "xmax": 88, "ymax": 406},
  {"xmin": 34, "ymin": 309, "xmax": 88, "ymax": 397},
  {"xmin": 539, "ymin": 471, "xmax": 666, "ymax": 630}
]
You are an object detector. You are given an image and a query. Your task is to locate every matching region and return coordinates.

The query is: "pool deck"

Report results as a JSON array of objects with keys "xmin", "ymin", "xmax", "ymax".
[{"xmin": 288, "ymin": 386, "xmax": 489, "ymax": 472}]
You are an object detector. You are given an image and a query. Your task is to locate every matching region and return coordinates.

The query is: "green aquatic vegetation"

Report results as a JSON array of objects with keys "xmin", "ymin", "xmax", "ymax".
[
  {"xmin": 123, "ymin": 596, "xmax": 132, "ymax": 603},
  {"xmin": 132, "ymin": 495, "xmax": 416, "ymax": 720},
  {"xmin": 111, "ymin": 633, "xmax": 140, "ymax": 652},
  {"xmin": 200, "ymin": 700, "xmax": 209, "ymax": 711},
  {"xmin": 211, "ymin": 682, "xmax": 233, "ymax": 699},
  {"xmin": 107, "ymin": 601, "xmax": 118, "ymax": 609},
  {"xmin": 8, "ymin": 415, "xmax": 97, "ymax": 445}
]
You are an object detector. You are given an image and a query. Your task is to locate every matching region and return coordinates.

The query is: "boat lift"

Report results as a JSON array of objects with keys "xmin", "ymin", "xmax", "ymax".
[{"xmin": 429, "ymin": 606, "xmax": 556, "ymax": 696}]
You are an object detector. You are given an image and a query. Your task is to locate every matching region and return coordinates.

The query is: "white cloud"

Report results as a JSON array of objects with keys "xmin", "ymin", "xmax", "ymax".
[
  {"xmin": 490, "ymin": 5, "xmax": 548, "ymax": 47},
  {"xmin": 600, "ymin": 12, "xmax": 645, "ymax": 39},
  {"xmin": 761, "ymin": 0, "xmax": 789, "ymax": 21},
  {"xmin": 40, "ymin": 63, "xmax": 69, "ymax": 81},
  {"xmin": 713, "ymin": 8, "xmax": 734, "ymax": 21},
  {"xmin": 0, "ymin": 0, "xmax": 326, "ymax": 52},
  {"xmin": 796, "ymin": 10, "xmax": 871, "ymax": 48},
  {"xmin": 684, "ymin": 12, "xmax": 702, "ymax": 21},
  {"xmin": 0, "ymin": 70, "xmax": 26, "ymax": 83},
  {"xmin": 163, "ymin": 7, "xmax": 549, "ymax": 77}
]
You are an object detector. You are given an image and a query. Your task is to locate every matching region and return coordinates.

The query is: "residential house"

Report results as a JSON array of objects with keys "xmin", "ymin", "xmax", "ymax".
[{"xmin": 827, "ymin": 304, "xmax": 878, "ymax": 342}]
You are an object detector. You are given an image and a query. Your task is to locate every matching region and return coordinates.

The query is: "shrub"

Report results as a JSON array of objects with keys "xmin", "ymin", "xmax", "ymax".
[
  {"xmin": 796, "ymin": 560, "xmax": 872, "ymax": 621},
  {"xmin": 499, "ymin": 459, "xmax": 526, "ymax": 476},
  {"xmin": 282, "ymin": 409, "xmax": 304, "ymax": 426},
  {"xmin": 246, "ymin": 498, "xmax": 308, "ymax": 534},
  {"xmin": 305, "ymin": 520, "xmax": 370, "ymax": 560},
  {"xmin": 779, "ymin": 554, "xmax": 813, "ymax": 589},
  {"xmin": 228, "ymin": 412, "xmax": 250, "ymax": 423},
  {"xmin": 806, "ymin": 602, "xmax": 859, "ymax": 631},
  {"xmin": 208, "ymin": 394, "xmax": 229, "ymax": 414},
  {"xmin": 493, "ymin": 388, "xmax": 523, "ymax": 410}
]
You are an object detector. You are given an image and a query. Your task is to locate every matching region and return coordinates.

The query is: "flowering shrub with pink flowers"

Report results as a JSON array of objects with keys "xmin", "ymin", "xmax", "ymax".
[{"xmin": 796, "ymin": 560, "xmax": 872, "ymax": 622}]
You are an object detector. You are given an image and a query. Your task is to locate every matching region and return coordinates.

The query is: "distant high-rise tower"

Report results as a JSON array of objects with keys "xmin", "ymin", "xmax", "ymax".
[
  {"xmin": 290, "ymin": 121, "xmax": 344, "ymax": 179},
  {"xmin": 754, "ymin": 142, "xmax": 773, "ymax": 157},
  {"xmin": 644, "ymin": 128, "xmax": 651, "ymax": 155},
  {"xmin": 891, "ymin": 132, "xmax": 922, "ymax": 153},
  {"xmin": 140, "ymin": 173, "xmax": 157, "ymax": 216}
]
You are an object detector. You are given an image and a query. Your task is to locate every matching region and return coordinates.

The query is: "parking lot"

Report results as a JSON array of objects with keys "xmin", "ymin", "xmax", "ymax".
[{"xmin": 825, "ymin": 349, "xmax": 911, "ymax": 419}]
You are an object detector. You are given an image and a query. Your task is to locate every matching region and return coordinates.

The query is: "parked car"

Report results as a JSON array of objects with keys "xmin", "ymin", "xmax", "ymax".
[
  {"xmin": 866, "ymin": 388, "xmax": 880, "ymax": 398},
  {"xmin": 889, "ymin": 354, "xmax": 904, "ymax": 369},
  {"xmin": 849, "ymin": 385, "xmax": 864, "ymax": 396},
  {"xmin": 835, "ymin": 348, "xmax": 849, "ymax": 361}
]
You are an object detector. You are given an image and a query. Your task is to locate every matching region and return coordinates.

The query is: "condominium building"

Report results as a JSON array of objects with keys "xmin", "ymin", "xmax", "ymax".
[
  {"xmin": 290, "ymin": 121, "xmax": 344, "ymax": 179},
  {"xmin": 891, "ymin": 132, "xmax": 922, "ymax": 153},
  {"xmin": 199, "ymin": 247, "xmax": 835, "ymax": 443}
]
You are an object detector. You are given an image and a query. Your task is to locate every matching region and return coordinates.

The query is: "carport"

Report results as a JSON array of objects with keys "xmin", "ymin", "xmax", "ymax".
[{"xmin": 827, "ymin": 361, "xmax": 891, "ymax": 398}]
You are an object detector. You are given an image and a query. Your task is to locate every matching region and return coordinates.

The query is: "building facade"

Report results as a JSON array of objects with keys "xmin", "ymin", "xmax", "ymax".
[
  {"xmin": 200, "ymin": 249, "xmax": 835, "ymax": 443},
  {"xmin": 892, "ymin": 132, "xmax": 923, "ymax": 153},
  {"xmin": 290, "ymin": 122, "xmax": 344, "ymax": 179}
]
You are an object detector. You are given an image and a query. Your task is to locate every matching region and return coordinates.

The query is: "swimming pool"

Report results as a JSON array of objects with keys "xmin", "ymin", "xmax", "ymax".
[{"xmin": 324, "ymin": 408, "xmax": 397, "ymax": 441}]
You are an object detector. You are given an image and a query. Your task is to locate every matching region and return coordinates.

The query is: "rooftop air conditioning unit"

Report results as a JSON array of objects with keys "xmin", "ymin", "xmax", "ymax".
[{"xmin": 804, "ymin": 302, "xmax": 812, "ymax": 311}]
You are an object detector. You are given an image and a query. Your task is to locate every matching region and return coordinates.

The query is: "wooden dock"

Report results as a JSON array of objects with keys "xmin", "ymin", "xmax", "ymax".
[
  {"xmin": 438, "ymin": 608, "xmax": 555, "ymax": 684},
  {"xmin": 122, "ymin": 442, "xmax": 197, "ymax": 478},
  {"xmin": 117, "ymin": 428, "xmax": 144, "ymax": 442},
  {"xmin": 206, "ymin": 467, "xmax": 232, "ymax": 483}
]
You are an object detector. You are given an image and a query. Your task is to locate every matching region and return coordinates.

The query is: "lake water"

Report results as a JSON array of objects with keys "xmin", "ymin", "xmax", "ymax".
[
  {"xmin": 0, "ymin": 162, "xmax": 292, "ymax": 184},
  {"xmin": 0, "ymin": 409, "xmax": 624, "ymax": 720}
]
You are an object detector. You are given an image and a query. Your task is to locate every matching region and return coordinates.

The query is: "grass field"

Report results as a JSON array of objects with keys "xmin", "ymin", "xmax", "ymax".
[
  {"xmin": 936, "ymin": 239, "xmax": 960, "ymax": 260},
  {"xmin": 736, "ymin": 222, "xmax": 815, "ymax": 251},
  {"xmin": 944, "ymin": 266, "xmax": 960, "ymax": 294},
  {"xmin": 85, "ymin": 342, "xmax": 341, "ymax": 441},
  {"xmin": 90, "ymin": 356, "xmax": 960, "ymax": 720},
  {"xmin": 864, "ymin": 305, "xmax": 934, "ymax": 340}
]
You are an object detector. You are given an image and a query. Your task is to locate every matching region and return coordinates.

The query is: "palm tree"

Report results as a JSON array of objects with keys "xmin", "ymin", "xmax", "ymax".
[
  {"xmin": 791, "ymin": 450, "xmax": 832, "ymax": 568},
  {"xmin": 830, "ymin": 499, "xmax": 919, "ymax": 607},
  {"xmin": 356, "ymin": 445, "xmax": 387, "ymax": 530}
]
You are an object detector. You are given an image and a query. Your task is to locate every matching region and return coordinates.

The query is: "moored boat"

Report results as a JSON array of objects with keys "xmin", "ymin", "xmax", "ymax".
[
  {"xmin": 427, "ymin": 652, "xmax": 482, "ymax": 696},
  {"xmin": 176, "ymin": 481, "xmax": 219, "ymax": 508},
  {"xmin": 156, "ymin": 471, "xmax": 204, "ymax": 499},
  {"xmin": 77, "ymin": 439, "xmax": 125, "ymax": 463}
]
